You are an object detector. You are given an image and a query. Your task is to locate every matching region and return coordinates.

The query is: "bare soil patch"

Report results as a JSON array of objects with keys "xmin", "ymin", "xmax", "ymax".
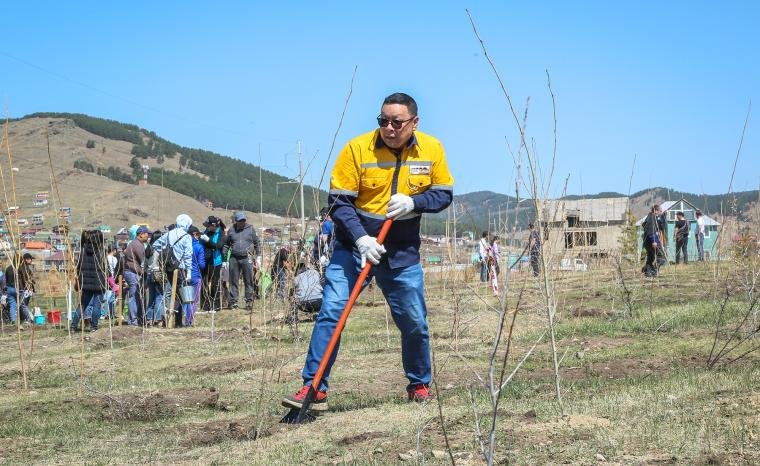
[
  {"xmin": 523, "ymin": 356, "xmax": 677, "ymax": 382},
  {"xmin": 96, "ymin": 387, "xmax": 220, "ymax": 421},
  {"xmin": 337, "ymin": 430, "xmax": 387, "ymax": 446},
  {"xmin": 175, "ymin": 418, "xmax": 266, "ymax": 447},
  {"xmin": 186, "ymin": 357, "xmax": 255, "ymax": 375},
  {"xmin": 87, "ymin": 325, "xmax": 144, "ymax": 348},
  {"xmin": 569, "ymin": 307, "xmax": 608, "ymax": 317},
  {"xmin": 508, "ymin": 414, "xmax": 612, "ymax": 446}
]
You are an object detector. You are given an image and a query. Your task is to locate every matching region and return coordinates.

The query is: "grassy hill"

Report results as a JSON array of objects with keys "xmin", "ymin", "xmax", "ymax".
[{"xmin": 13, "ymin": 113, "xmax": 327, "ymax": 218}]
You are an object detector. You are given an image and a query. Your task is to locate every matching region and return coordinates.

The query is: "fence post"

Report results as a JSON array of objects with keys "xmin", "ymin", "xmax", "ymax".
[{"xmin": 117, "ymin": 275, "xmax": 123, "ymax": 326}]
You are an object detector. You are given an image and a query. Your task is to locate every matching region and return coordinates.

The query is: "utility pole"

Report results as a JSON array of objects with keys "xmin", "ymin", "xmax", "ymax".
[
  {"xmin": 259, "ymin": 144, "xmax": 263, "ymax": 231},
  {"xmin": 276, "ymin": 140, "xmax": 307, "ymax": 240},
  {"xmin": 298, "ymin": 140, "xmax": 305, "ymax": 238}
]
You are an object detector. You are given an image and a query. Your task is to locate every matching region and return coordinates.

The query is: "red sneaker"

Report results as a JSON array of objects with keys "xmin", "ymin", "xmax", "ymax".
[
  {"xmin": 407, "ymin": 384, "xmax": 433, "ymax": 402},
  {"xmin": 282, "ymin": 385, "xmax": 329, "ymax": 411}
]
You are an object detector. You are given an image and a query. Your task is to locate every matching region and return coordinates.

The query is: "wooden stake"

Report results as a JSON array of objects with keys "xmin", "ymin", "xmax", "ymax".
[
  {"xmin": 117, "ymin": 275, "xmax": 123, "ymax": 326},
  {"xmin": 167, "ymin": 270, "xmax": 178, "ymax": 328}
]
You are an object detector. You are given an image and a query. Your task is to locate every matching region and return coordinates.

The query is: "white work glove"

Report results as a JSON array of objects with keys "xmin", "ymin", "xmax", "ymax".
[
  {"xmin": 386, "ymin": 193, "xmax": 415, "ymax": 219},
  {"xmin": 355, "ymin": 235, "xmax": 386, "ymax": 267},
  {"xmin": 319, "ymin": 255, "xmax": 329, "ymax": 267},
  {"xmin": 256, "ymin": 256, "xmax": 262, "ymax": 268},
  {"xmin": 222, "ymin": 262, "xmax": 229, "ymax": 270},
  {"xmin": 200, "ymin": 234, "xmax": 210, "ymax": 242}
]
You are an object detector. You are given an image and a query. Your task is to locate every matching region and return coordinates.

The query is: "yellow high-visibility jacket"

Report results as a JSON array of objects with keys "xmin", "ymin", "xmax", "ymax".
[{"xmin": 328, "ymin": 129, "xmax": 454, "ymax": 268}]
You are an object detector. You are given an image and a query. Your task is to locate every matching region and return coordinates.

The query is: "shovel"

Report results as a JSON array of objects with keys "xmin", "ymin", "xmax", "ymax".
[{"xmin": 282, "ymin": 218, "xmax": 393, "ymax": 424}]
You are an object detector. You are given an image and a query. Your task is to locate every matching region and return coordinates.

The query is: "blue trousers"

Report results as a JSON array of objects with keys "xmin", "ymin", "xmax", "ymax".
[
  {"xmin": 124, "ymin": 270, "xmax": 145, "ymax": 325},
  {"xmin": 145, "ymin": 275, "xmax": 165, "ymax": 322},
  {"xmin": 302, "ymin": 243, "xmax": 431, "ymax": 392},
  {"xmin": 70, "ymin": 291, "xmax": 104, "ymax": 330},
  {"xmin": 7, "ymin": 287, "xmax": 30, "ymax": 324}
]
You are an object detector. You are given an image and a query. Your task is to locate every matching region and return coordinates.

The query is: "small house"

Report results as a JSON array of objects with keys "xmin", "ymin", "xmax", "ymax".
[
  {"xmin": 44, "ymin": 251, "xmax": 68, "ymax": 272},
  {"xmin": 636, "ymin": 198, "xmax": 721, "ymax": 261}
]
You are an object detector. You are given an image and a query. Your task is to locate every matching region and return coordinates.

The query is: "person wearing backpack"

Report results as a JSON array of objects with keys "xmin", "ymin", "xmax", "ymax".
[
  {"xmin": 124, "ymin": 226, "xmax": 150, "ymax": 326},
  {"xmin": 152, "ymin": 214, "xmax": 194, "ymax": 327}
]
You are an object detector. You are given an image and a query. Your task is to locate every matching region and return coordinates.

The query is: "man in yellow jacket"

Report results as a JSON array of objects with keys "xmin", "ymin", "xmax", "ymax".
[{"xmin": 283, "ymin": 92, "xmax": 454, "ymax": 412}]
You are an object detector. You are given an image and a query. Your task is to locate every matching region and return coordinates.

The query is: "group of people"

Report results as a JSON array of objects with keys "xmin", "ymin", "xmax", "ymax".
[
  {"xmin": 477, "ymin": 221, "xmax": 542, "ymax": 282},
  {"xmin": 67, "ymin": 211, "xmax": 267, "ymax": 331},
  {"xmin": 477, "ymin": 232, "xmax": 502, "ymax": 282},
  {"xmin": 641, "ymin": 204, "xmax": 706, "ymax": 278}
]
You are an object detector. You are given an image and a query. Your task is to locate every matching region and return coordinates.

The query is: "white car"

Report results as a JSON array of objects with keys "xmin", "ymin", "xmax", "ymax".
[{"xmin": 559, "ymin": 258, "xmax": 588, "ymax": 272}]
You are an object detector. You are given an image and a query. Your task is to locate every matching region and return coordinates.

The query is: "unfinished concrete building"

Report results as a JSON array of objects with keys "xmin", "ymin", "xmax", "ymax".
[{"xmin": 541, "ymin": 197, "xmax": 629, "ymax": 260}]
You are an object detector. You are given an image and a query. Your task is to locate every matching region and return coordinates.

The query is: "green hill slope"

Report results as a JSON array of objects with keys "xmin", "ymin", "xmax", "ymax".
[{"xmin": 21, "ymin": 113, "xmax": 326, "ymax": 217}]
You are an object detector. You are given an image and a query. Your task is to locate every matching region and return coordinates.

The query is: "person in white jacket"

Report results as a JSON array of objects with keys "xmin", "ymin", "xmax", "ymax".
[{"xmin": 152, "ymin": 214, "xmax": 193, "ymax": 327}]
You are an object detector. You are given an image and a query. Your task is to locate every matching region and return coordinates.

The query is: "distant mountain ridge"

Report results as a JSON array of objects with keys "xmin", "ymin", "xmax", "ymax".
[{"xmin": 442, "ymin": 187, "xmax": 758, "ymax": 235}]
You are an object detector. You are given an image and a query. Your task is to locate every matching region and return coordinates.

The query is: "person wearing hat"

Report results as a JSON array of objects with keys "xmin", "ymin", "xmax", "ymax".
[
  {"xmin": 223, "ymin": 211, "xmax": 261, "ymax": 311},
  {"xmin": 199, "ymin": 215, "xmax": 227, "ymax": 312},
  {"xmin": 124, "ymin": 226, "xmax": 151, "ymax": 325},
  {"xmin": 152, "ymin": 214, "xmax": 194, "ymax": 327}
]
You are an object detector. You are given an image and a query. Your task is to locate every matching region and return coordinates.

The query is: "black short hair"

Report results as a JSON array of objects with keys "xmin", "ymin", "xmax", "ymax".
[
  {"xmin": 383, "ymin": 93, "xmax": 418, "ymax": 116},
  {"xmin": 528, "ymin": 223, "xmax": 535, "ymax": 229},
  {"xmin": 676, "ymin": 211, "xmax": 684, "ymax": 217},
  {"xmin": 482, "ymin": 231, "xmax": 489, "ymax": 238}
]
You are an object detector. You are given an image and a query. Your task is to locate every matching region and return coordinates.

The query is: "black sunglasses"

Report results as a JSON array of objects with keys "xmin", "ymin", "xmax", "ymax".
[{"xmin": 377, "ymin": 115, "xmax": 414, "ymax": 130}]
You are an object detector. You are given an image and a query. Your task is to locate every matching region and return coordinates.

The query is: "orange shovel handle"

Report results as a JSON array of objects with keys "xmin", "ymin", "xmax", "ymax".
[{"xmin": 309, "ymin": 218, "xmax": 393, "ymax": 392}]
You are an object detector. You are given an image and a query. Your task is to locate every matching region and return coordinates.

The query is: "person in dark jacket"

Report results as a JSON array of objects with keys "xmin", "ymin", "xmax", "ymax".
[
  {"xmin": 5, "ymin": 253, "xmax": 35, "ymax": 325},
  {"xmin": 642, "ymin": 204, "xmax": 663, "ymax": 277},
  {"xmin": 199, "ymin": 216, "xmax": 227, "ymax": 312},
  {"xmin": 674, "ymin": 211, "xmax": 690, "ymax": 264},
  {"xmin": 223, "ymin": 212, "xmax": 261, "ymax": 310},
  {"xmin": 124, "ymin": 226, "xmax": 150, "ymax": 325},
  {"xmin": 271, "ymin": 245, "xmax": 291, "ymax": 300},
  {"xmin": 70, "ymin": 230, "xmax": 109, "ymax": 332}
]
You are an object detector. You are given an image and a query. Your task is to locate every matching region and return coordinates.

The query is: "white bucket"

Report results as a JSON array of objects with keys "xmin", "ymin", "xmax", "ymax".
[{"xmin": 178, "ymin": 285, "xmax": 195, "ymax": 304}]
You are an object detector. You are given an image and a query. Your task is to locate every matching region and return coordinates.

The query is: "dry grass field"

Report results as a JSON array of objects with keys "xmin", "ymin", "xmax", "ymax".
[{"xmin": 0, "ymin": 259, "xmax": 758, "ymax": 465}]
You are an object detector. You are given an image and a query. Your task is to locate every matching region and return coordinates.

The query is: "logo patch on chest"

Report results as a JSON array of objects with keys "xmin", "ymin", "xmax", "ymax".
[{"xmin": 409, "ymin": 164, "xmax": 431, "ymax": 175}]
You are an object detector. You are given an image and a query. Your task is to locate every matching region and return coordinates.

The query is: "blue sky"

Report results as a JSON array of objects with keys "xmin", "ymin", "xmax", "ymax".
[{"xmin": 2, "ymin": 1, "xmax": 758, "ymax": 197}]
